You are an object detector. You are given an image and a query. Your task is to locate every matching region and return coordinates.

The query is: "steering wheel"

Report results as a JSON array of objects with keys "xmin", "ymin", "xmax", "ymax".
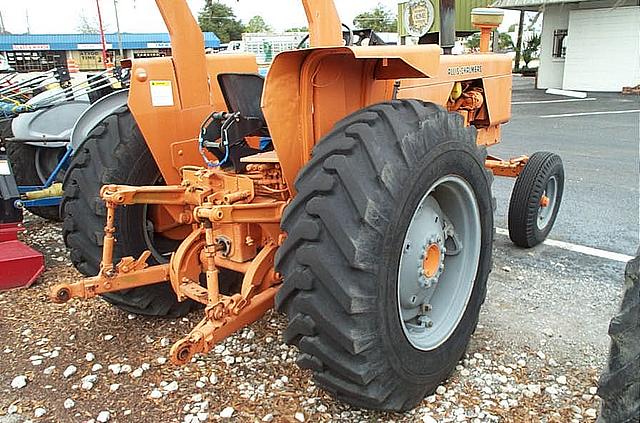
[{"xmin": 296, "ymin": 23, "xmax": 354, "ymax": 49}]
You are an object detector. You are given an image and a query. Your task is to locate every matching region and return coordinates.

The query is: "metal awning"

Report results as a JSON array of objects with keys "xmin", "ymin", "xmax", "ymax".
[{"xmin": 490, "ymin": 0, "xmax": 591, "ymax": 10}]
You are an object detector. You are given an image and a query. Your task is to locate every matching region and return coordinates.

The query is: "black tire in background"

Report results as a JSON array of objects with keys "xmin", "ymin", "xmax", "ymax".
[
  {"xmin": 61, "ymin": 106, "xmax": 193, "ymax": 317},
  {"xmin": 508, "ymin": 151, "xmax": 564, "ymax": 248},
  {"xmin": 597, "ymin": 251, "xmax": 640, "ymax": 423},
  {"xmin": 275, "ymin": 100, "xmax": 494, "ymax": 411},
  {"xmin": 5, "ymin": 141, "xmax": 65, "ymax": 221}
]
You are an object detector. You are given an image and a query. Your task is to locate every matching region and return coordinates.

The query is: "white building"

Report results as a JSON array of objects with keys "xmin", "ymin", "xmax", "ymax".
[{"xmin": 492, "ymin": 0, "xmax": 640, "ymax": 92}]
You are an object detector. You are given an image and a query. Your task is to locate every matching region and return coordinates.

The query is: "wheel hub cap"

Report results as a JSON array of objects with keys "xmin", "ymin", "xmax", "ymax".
[{"xmin": 422, "ymin": 243, "xmax": 441, "ymax": 278}]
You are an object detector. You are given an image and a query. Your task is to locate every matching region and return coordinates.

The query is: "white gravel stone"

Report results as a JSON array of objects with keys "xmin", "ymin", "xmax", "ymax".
[
  {"xmin": 8, "ymin": 404, "xmax": 18, "ymax": 414},
  {"xmin": 81, "ymin": 381, "xmax": 94, "ymax": 390},
  {"xmin": 545, "ymin": 386, "xmax": 559, "ymax": 396},
  {"xmin": 108, "ymin": 364, "xmax": 121, "ymax": 374},
  {"xmin": 196, "ymin": 412, "xmax": 209, "ymax": 421},
  {"xmin": 220, "ymin": 406, "xmax": 234, "ymax": 418},
  {"xmin": 160, "ymin": 337, "xmax": 171, "ymax": 347},
  {"xmin": 91, "ymin": 364, "xmax": 103, "ymax": 372},
  {"xmin": 556, "ymin": 375, "xmax": 567, "ymax": 385},
  {"xmin": 589, "ymin": 387, "xmax": 598, "ymax": 395},
  {"xmin": 96, "ymin": 410, "xmax": 110, "ymax": 422},
  {"xmin": 50, "ymin": 350, "xmax": 59, "ymax": 358},
  {"xmin": 63, "ymin": 398, "xmax": 75, "ymax": 409},
  {"xmin": 164, "ymin": 381, "xmax": 179, "ymax": 392},
  {"xmin": 120, "ymin": 364, "xmax": 132, "ymax": 373},
  {"xmin": 585, "ymin": 408, "xmax": 597, "ymax": 418},
  {"xmin": 85, "ymin": 352, "xmax": 95, "ymax": 361},
  {"xmin": 63, "ymin": 365, "xmax": 78, "ymax": 378},
  {"xmin": 460, "ymin": 369, "xmax": 470, "ymax": 377},
  {"xmin": 131, "ymin": 368, "xmax": 144, "ymax": 378},
  {"xmin": 422, "ymin": 416, "xmax": 438, "ymax": 423},
  {"xmin": 436, "ymin": 385, "xmax": 447, "ymax": 395},
  {"xmin": 294, "ymin": 412, "xmax": 305, "ymax": 422},
  {"xmin": 157, "ymin": 357, "xmax": 167, "ymax": 365},
  {"xmin": 103, "ymin": 335, "xmax": 114, "ymax": 341},
  {"xmin": 43, "ymin": 366, "xmax": 56, "ymax": 375},
  {"xmin": 109, "ymin": 383, "xmax": 120, "ymax": 392},
  {"xmin": 209, "ymin": 373, "xmax": 218, "ymax": 385},
  {"xmin": 150, "ymin": 389, "xmax": 163, "ymax": 399},
  {"xmin": 262, "ymin": 413, "xmax": 274, "ymax": 422},
  {"xmin": 536, "ymin": 351, "xmax": 546, "ymax": 360},
  {"xmin": 317, "ymin": 405, "xmax": 328, "ymax": 413},
  {"xmin": 83, "ymin": 374, "xmax": 98, "ymax": 384},
  {"xmin": 34, "ymin": 407, "xmax": 47, "ymax": 417},
  {"xmin": 195, "ymin": 381, "xmax": 206, "ymax": 388}
]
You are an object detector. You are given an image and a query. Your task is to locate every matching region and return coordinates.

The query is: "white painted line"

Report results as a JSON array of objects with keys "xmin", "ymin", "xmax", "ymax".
[
  {"xmin": 512, "ymin": 98, "xmax": 597, "ymax": 105},
  {"xmin": 541, "ymin": 109, "xmax": 640, "ymax": 118},
  {"xmin": 545, "ymin": 88, "xmax": 587, "ymax": 98},
  {"xmin": 495, "ymin": 227, "xmax": 633, "ymax": 263}
]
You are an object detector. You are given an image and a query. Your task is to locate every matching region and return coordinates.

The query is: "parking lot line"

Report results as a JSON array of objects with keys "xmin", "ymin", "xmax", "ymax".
[
  {"xmin": 495, "ymin": 228, "xmax": 633, "ymax": 263},
  {"xmin": 512, "ymin": 98, "xmax": 597, "ymax": 105},
  {"xmin": 541, "ymin": 109, "xmax": 640, "ymax": 118}
]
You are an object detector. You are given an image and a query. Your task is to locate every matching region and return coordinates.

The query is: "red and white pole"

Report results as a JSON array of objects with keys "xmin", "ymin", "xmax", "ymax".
[{"xmin": 95, "ymin": 0, "xmax": 109, "ymax": 68}]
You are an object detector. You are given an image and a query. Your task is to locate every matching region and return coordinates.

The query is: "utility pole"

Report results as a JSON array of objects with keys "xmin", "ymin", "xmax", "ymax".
[
  {"xmin": 113, "ymin": 0, "xmax": 124, "ymax": 58},
  {"xmin": 95, "ymin": 0, "xmax": 109, "ymax": 69},
  {"xmin": 514, "ymin": 10, "xmax": 525, "ymax": 72},
  {"xmin": 25, "ymin": 9, "xmax": 31, "ymax": 34},
  {"xmin": 0, "ymin": 9, "xmax": 6, "ymax": 34}
]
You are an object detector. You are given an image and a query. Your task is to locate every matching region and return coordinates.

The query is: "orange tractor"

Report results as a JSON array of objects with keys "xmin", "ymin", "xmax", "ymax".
[{"xmin": 53, "ymin": 0, "xmax": 564, "ymax": 410}]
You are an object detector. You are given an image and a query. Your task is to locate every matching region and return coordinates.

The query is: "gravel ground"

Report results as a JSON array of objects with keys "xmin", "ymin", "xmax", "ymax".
[{"xmin": 0, "ymin": 213, "xmax": 624, "ymax": 423}]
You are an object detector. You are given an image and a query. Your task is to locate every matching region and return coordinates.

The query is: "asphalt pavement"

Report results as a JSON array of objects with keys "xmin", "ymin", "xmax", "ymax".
[{"xmin": 490, "ymin": 76, "xmax": 639, "ymax": 256}]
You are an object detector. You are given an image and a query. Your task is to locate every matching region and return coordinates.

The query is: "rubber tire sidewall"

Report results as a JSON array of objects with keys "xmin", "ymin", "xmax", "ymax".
[
  {"xmin": 380, "ymin": 141, "xmax": 493, "ymax": 382},
  {"xmin": 508, "ymin": 152, "xmax": 564, "ymax": 248}
]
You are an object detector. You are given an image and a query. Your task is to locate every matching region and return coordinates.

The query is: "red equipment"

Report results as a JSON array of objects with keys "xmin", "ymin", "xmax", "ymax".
[{"xmin": 0, "ymin": 155, "xmax": 44, "ymax": 290}]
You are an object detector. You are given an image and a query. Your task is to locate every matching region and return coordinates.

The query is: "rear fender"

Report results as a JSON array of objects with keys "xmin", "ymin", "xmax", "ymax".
[
  {"xmin": 11, "ymin": 100, "xmax": 91, "ymax": 147},
  {"xmin": 262, "ymin": 44, "xmax": 441, "ymax": 193},
  {"xmin": 69, "ymin": 89, "xmax": 129, "ymax": 153}
]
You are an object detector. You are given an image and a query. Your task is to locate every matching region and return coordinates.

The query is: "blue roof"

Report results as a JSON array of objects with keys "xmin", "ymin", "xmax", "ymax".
[{"xmin": 0, "ymin": 32, "xmax": 220, "ymax": 51}]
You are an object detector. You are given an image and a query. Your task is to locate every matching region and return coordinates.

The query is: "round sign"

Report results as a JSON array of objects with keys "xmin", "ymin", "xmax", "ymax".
[{"xmin": 404, "ymin": 0, "xmax": 435, "ymax": 37}]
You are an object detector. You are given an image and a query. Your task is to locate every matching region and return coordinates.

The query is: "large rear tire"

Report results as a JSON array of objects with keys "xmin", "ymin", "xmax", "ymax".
[
  {"xmin": 5, "ymin": 141, "xmax": 65, "ymax": 221},
  {"xmin": 597, "ymin": 252, "xmax": 640, "ymax": 423},
  {"xmin": 61, "ymin": 106, "xmax": 193, "ymax": 317},
  {"xmin": 275, "ymin": 100, "xmax": 494, "ymax": 411}
]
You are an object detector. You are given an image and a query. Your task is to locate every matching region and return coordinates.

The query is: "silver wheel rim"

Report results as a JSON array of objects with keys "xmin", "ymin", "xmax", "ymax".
[
  {"xmin": 34, "ymin": 147, "xmax": 63, "ymax": 184},
  {"xmin": 537, "ymin": 176, "xmax": 557, "ymax": 230},
  {"xmin": 397, "ymin": 175, "xmax": 482, "ymax": 351}
]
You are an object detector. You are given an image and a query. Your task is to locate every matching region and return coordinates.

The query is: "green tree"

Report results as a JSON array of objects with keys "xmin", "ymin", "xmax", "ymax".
[
  {"xmin": 245, "ymin": 16, "xmax": 272, "ymax": 33},
  {"xmin": 285, "ymin": 26, "xmax": 308, "ymax": 33},
  {"xmin": 465, "ymin": 32, "xmax": 514, "ymax": 52},
  {"xmin": 353, "ymin": 3, "xmax": 397, "ymax": 33},
  {"xmin": 76, "ymin": 13, "xmax": 110, "ymax": 34},
  {"xmin": 522, "ymin": 33, "xmax": 541, "ymax": 69},
  {"xmin": 198, "ymin": 1, "xmax": 244, "ymax": 43}
]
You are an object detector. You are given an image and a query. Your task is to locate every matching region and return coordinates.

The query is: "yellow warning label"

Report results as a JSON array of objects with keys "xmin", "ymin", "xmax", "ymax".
[{"xmin": 149, "ymin": 80, "xmax": 174, "ymax": 107}]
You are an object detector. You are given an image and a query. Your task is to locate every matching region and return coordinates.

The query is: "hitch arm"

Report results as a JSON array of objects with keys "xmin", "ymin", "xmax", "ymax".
[{"xmin": 51, "ymin": 263, "xmax": 170, "ymax": 303}]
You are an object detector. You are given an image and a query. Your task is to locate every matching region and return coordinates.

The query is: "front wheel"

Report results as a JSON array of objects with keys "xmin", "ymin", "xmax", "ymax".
[
  {"xmin": 508, "ymin": 151, "xmax": 564, "ymax": 248},
  {"xmin": 275, "ymin": 100, "xmax": 494, "ymax": 411}
]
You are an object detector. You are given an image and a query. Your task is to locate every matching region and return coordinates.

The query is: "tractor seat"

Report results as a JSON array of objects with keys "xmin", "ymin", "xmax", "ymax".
[{"xmin": 217, "ymin": 73, "xmax": 269, "ymax": 138}]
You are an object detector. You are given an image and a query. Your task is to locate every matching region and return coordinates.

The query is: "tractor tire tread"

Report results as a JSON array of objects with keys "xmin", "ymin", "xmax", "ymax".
[{"xmin": 275, "ymin": 100, "xmax": 492, "ymax": 410}]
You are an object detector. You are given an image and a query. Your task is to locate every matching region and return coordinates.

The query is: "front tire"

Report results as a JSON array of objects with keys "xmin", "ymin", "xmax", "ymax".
[
  {"xmin": 508, "ymin": 152, "xmax": 564, "ymax": 248},
  {"xmin": 61, "ymin": 106, "xmax": 192, "ymax": 317},
  {"xmin": 275, "ymin": 100, "xmax": 494, "ymax": 411}
]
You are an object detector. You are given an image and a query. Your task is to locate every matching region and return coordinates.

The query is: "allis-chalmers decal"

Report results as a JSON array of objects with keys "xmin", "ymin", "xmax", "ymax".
[{"xmin": 447, "ymin": 65, "xmax": 483, "ymax": 76}]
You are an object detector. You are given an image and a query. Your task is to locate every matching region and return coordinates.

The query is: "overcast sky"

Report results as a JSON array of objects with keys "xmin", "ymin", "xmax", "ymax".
[{"xmin": 0, "ymin": 0, "xmax": 518, "ymax": 35}]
